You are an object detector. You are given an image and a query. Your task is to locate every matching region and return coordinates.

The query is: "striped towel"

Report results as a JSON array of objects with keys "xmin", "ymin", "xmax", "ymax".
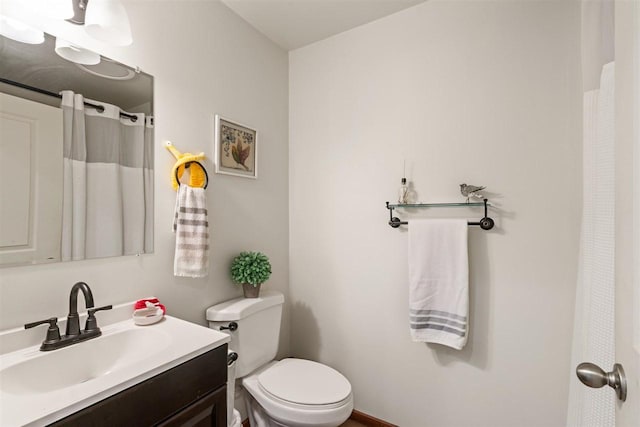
[
  {"xmin": 173, "ymin": 184, "xmax": 209, "ymax": 277},
  {"xmin": 408, "ymin": 219, "xmax": 469, "ymax": 349}
]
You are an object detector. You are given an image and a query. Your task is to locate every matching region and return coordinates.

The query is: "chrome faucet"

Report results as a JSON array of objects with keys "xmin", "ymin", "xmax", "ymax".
[{"xmin": 25, "ymin": 281, "xmax": 112, "ymax": 351}]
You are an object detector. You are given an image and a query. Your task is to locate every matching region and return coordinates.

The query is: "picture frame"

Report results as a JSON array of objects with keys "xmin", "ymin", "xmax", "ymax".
[{"xmin": 214, "ymin": 115, "xmax": 258, "ymax": 179}]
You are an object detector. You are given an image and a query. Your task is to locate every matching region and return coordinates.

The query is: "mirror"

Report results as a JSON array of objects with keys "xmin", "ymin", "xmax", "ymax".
[{"xmin": 0, "ymin": 32, "xmax": 154, "ymax": 267}]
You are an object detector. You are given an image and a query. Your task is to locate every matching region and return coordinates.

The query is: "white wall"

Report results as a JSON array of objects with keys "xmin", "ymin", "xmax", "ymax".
[
  {"xmin": 0, "ymin": 1, "xmax": 290, "ymax": 356},
  {"xmin": 289, "ymin": 1, "xmax": 581, "ymax": 426}
]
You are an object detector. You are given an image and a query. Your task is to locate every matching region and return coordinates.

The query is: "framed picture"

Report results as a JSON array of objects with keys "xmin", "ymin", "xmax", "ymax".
[{"xmin": 214, "ymin": 115, "xmax": 258, "ymax": 179}]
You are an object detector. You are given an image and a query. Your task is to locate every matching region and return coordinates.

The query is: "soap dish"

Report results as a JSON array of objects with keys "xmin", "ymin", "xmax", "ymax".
[{"xmin": 133, "ymin": 307, "xmax": 164, "ymax": 326}]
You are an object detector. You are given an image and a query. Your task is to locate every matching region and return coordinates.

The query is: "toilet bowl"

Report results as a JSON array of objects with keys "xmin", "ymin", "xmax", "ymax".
[
  {"xmin": 206, "ymin": 291, "xmax": 353, "ymax": 427},
  {"xmin": 242, "ymin": 359, "xmax": 353, "ymax": 427}
]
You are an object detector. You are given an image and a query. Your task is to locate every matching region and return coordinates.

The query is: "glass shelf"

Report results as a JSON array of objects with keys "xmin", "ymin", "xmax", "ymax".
[
  {"xmin": 387, "ymin": 202, "xmax": 488, "ymax": 209},
  {"xmin": 385, "ymin": 199, "xmax": 494, "ymax": 229}
]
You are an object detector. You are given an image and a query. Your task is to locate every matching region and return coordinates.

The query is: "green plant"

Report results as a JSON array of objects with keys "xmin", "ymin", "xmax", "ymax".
[{"xmin": 230, "ymin": 251, "xmax": 272, "ymax": 287}]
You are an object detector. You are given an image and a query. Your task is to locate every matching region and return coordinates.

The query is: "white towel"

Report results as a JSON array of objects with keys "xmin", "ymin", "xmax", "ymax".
[
  {"xmin": 408, "ymin": 219, "xmax": 469, "ymax": 349},
  {"xmin": 173, "ymin": 185, "xmax": 209, "ymax": 277}
]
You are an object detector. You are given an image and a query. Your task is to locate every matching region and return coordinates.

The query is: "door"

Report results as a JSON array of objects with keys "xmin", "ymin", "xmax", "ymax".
[
  {"xmin": 576, "ymin": 3, "xmax": 639, "ymax": 425},
  {"xmin": 0, "ymin": 92, "xmax": 63, "ymax": 265},
  {"xmin": 615, "ymin": 1, "xmax": 639, "ymax": 425}
]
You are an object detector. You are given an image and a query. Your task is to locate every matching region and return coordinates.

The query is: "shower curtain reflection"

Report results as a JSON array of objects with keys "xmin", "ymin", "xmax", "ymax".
[{"xmin": 60, "ymin": 90, "xmax": 153, "ymax": 261}]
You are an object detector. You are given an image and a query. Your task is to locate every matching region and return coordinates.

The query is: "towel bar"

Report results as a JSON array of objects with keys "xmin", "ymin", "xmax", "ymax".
[{"xmin": 385, "ymin": 199, "xmax": 494, "ymax": 230}]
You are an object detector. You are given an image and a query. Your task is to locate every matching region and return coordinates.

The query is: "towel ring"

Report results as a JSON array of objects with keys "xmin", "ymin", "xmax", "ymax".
[{"xmin": 175, "ymin": 161, "xmax": 209, "ymax": 189}]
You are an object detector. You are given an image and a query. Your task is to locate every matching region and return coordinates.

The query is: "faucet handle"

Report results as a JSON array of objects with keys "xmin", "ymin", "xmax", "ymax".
[
  {"xmin": 85, "ymin": 305, "xmax": 113, "ymax": 332},
  {"xmin": 24, "ymin": 317, "xmax": 61, "ymax": 344}
]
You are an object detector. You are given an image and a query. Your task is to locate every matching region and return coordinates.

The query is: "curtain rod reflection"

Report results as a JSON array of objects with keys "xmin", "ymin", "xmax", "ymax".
[{"xmin": 0, "ymin": 77, "xmax": 139, "ymax": 122}]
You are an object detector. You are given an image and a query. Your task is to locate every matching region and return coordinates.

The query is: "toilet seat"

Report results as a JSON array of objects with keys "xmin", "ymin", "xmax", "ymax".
[
  {"xmin": 242, "ymin": 359, "xmax": 354, "ymax": 427},
  {"xmin": 258, "ymin": 358, "xmax": 352, "ymax": 406}
]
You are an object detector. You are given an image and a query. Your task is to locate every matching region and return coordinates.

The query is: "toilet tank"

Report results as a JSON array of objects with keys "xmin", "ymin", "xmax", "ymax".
[{"xmin": 206, "ymin": 290, "xmax": 284, "ymax": 378}]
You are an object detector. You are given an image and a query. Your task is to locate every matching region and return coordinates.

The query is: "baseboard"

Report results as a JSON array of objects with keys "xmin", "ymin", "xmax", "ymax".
[
  {"xmin": 350, "ymin": 409, "xmax": 397, "ymax": 427},
  {"xmin": 241, "ymin": 410, "xmax": 396, "ymax": 427}
]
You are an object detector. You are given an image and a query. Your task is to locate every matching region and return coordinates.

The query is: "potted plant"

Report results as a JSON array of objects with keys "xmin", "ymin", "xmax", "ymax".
[{"xmin": 231, "ymin": 251, "xmax": 272, "ymax": 298}]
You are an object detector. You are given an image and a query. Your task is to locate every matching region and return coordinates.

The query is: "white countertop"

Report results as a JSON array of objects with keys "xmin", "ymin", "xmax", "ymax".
[{"xmin": 0, "ymin": 308, "xmax": 229, "ymax": 427}]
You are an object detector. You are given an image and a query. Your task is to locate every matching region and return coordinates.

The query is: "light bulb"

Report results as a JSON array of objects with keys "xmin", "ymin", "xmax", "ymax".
[
  {"xmin": 0, "ymin": 15, "xmax": 44, "ymax": 44},
  {"xmin": 55, "ymin": 38, "xmax": 101, "ymax": 65},
  {"xmin": 84, "ymin": 0, "xmax": 132, "ymax": 46},
  {"xmin": 29, "ymin": 0, "xmax": 75, "ymax": 20}
]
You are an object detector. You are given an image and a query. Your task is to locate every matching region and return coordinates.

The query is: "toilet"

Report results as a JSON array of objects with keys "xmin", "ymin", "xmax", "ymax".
[
  {"xmin": 206, "ymin": 291, "xmax": 353, "ymax": 427},
  {"xmin": 226, "ymin": 349, "xmax": 243, "ymax": 427}
]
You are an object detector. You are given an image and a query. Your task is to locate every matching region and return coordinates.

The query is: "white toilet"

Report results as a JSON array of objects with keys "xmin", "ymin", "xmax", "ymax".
[
  {"xmin": 226, "ymin": 349, "xmax": 243, "ymax": 427},
  {"xmin": 206, "ymin": 291, "xmax": 353, "ymax": 427}
]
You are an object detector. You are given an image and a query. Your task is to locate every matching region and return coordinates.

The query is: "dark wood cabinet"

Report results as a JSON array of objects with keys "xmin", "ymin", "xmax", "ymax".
[
  {"xmin": 157, "ymin": 386, "xmax": 226, "ymax": 427},
  {"xmin": 50, "ymin": 344, "xmax": 228, "ymax": 427}
]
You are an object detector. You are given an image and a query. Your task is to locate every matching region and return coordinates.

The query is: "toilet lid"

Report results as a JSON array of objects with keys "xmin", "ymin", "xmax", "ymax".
[{"xmin": 258, "ymin": 359, "xmax": 351, "ymax": 406}]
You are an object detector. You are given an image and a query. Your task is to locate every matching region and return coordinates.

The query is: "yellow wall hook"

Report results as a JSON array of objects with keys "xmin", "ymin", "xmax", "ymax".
[{"xmin": 164, "ymin": 141, "xmax": 207, "ymax": 191}]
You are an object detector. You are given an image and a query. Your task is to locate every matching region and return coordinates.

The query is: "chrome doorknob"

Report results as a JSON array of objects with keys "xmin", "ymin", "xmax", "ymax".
[{"xmin": 576, "ymin": 362, "xmax": 627, "ymax": 402}]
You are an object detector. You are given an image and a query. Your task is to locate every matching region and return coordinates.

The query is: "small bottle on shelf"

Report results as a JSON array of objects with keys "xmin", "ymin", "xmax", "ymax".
[{"xmin": 398, "ymin": 178, "xmax": 409, "ymax": 204}]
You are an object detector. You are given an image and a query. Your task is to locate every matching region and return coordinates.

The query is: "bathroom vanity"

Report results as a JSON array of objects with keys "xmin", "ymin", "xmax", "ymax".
[
  {"xmin": 0, "ymin": 302, "xmax": 230, "ymax": 427},
  {"xmin": 50, "ymin": 345, "xmax": 228, "ymax": 427}
]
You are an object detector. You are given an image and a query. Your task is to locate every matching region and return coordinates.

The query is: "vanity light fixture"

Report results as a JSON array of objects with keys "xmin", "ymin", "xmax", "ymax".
[
  {"xmin": 84, "ymin": 0, "xmax": 133, "ymax": 46},
  {"xmin": 0, "ymin": 15, "xmax": 45, "ymax": 44},
  {"xmin": 35, "ymin": 0, "xmax": 75, "ymax": 20},
  {"xmin": 55, "ymin": 37, "xmax": 101, "ymax": 65},
  {"xmin": 24, "ymin": 0, "xmax": 133, "ymax": 46}
]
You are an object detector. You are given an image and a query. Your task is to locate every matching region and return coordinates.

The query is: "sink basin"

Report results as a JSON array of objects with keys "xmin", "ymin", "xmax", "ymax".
[
  {"xmin": 0, "ymin": 308, "xmax": 229, "ymax": 427},
  {"xmin": 0, "ymin": 327, "xmax": 169, "ymax": 395}
]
